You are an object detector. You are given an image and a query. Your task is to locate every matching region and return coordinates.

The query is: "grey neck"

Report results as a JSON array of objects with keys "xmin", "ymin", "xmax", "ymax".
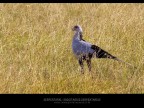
[{"xmin": 73, "ymin": 31, "xmax": 83, "ymax": 40}]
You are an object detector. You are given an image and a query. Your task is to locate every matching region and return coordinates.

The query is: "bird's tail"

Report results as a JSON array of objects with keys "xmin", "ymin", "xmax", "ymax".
[
  {"xmin": 91, "ymin": 45, "xmax": 134, "ymax": 67},
  {"xmin": 112, "ymin": 57, "xmax": 134, "ymax": 67}
]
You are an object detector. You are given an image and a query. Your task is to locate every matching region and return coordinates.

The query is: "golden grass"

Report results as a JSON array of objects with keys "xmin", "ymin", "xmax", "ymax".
[{"xmin": 0, "ymin": 3, "xmax": 144, "ymax": 93}]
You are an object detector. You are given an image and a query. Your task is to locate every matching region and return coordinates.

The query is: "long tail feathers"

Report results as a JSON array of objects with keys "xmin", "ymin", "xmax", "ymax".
[
  {"xmin": 113, "ymin": 57, "xmax": 134, "ymax": 68},
  {"xmin": 91, "ymin": 45, "xmax": 134, "ymax": 68}
]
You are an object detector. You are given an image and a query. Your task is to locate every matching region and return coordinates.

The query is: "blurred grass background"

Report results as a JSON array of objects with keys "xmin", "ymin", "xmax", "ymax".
[{"xmin": 0, "ymin": 3, "xmax": 144, "ymax": 93}]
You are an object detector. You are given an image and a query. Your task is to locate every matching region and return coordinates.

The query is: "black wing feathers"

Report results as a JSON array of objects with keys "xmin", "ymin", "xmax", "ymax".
[{"xmin": 91, "ymin": 45, "xmax": 117, "ymax": 59}]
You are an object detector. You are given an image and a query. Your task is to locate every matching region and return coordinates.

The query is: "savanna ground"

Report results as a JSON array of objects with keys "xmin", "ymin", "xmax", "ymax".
[{"xmin": 0, "ymin": 3, "xmax": 144, "ymax": 93}]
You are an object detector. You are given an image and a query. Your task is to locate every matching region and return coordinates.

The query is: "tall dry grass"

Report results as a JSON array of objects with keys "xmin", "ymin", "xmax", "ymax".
[{"xmin": 0, "ymin": 3, "xmax": 144, "ymax": 93}]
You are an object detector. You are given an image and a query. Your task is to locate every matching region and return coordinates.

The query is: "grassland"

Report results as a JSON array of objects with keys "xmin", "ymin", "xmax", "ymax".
[{"xmin": 0, "ymin": 3, "xmax": 144, "ymax": 93}]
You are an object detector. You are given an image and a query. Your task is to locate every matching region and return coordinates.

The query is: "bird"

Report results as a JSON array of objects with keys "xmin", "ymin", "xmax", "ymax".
[{"xmin": 72, "ymin": 25, "xmax": 133, "ymax": 74}]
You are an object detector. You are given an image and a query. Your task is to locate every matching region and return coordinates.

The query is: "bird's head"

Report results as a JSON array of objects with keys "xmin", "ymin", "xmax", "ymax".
[{"xmin": 72, "ymin": 25, "xmax": 83, "ymax": 33}]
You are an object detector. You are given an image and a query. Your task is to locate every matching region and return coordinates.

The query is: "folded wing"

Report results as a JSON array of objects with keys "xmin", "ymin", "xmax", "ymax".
[
  {"xmin": 91, "ymin": 45, "xmax": 117, "ymax": 59},
  {"xmin": 72, "ymin": 40, "xmax": 95, "ymax": 56}
]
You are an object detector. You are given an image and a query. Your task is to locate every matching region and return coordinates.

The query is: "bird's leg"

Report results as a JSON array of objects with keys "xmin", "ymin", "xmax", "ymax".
[
  {"xmin": 86, "ymin": 58, "xmax": 94, "ymax": 79},
  {"xmin": 87, "ymin": 53, "xmax": 93, "ymax": 72},
  {"xmin": 78, "ymin": 58, "xmax": 84, "ymax": 74},
  {"xmin": 86, "ymin": 59, "xmax": 91, "ymax": 72}
]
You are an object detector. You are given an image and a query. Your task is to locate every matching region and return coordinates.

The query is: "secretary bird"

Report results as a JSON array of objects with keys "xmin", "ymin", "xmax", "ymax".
[{"xmin": 72, "ymin": 25, "xmax": 133, "ymax": 74}]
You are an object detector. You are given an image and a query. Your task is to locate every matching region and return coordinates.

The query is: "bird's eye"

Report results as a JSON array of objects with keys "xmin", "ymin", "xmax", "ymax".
[{"xmin": 74, "ymin": 26, "xmax": 78, "ymax": 29}]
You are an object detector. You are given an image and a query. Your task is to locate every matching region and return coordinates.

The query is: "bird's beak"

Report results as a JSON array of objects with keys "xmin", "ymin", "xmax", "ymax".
[{"xmin": 72, "ymin": 27, "xmax": 75, "ymax": 31}]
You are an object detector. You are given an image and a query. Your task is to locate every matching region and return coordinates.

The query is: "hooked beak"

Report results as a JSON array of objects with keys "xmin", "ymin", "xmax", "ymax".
[{"xmin": 72, "ymin": 27, "xmax": 75, "ymax": 31}]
